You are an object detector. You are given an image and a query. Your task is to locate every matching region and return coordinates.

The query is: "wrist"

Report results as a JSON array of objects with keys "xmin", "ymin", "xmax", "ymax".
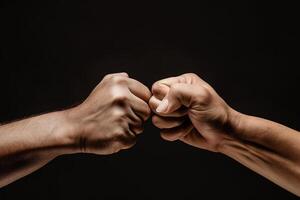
[
  {"xmin": 217, "ymin": 108, "xmax": 248, "ymax": 154},
  {"xmin": 49, "ymin": 110, "xmax": 81, "ymax": 156},
  {"xmin": 228, "ymin": 108, "xmax": 246, "ymax": 137}
]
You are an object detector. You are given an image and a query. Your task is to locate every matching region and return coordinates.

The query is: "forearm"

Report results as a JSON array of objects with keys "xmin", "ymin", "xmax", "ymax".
[
  {"xmin": 220, "ymin": 111, "xmax": 300, "ymax": 196},
  {"xmin": 0, "ymin": 111, "xmax": 77, "ymax": 187}
]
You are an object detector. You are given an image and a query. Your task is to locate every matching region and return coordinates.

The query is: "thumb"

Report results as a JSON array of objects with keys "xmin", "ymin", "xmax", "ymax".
[{"xmin": 156, "ymin": 83, "xmax": 196, "ymax": 114}]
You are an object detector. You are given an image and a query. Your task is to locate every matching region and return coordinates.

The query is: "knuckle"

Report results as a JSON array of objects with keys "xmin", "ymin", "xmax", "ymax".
[
  {"xmin": 183, "ymin": 73, "xmax": 200, "ymax": 84},
  {"xmin": 110, "ymin": 75, "xmax": 127, "ymax": 85},
  {"xmin": 104, "ymin": 74, "xmax": 128, "ymax": 86},
  {"xmin": 185, "ymin": 73, "xmax": 198, "ymax": 78},
  {"xmin": 104, "ymin": 73, "xmax": 113, "ymax": 79}
]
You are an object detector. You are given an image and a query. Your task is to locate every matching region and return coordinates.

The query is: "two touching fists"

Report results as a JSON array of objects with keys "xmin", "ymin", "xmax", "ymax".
[
  {"xmin": 2, "ymin": 72, "xmax": 299, "ymax": 195},
  {"xmin": 65, "ymin": 72, "xmax": 240, "ymax": 155}
]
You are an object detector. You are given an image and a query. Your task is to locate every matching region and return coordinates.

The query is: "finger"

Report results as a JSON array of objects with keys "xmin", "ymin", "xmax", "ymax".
[
  {"xmin": 128, "ymin": 118, "xmax": 144, "ymax": 135},
  {"xmin": 156, "ymin": 83, "xmax": 211, "ymax": 114},
  {"xmin": 151, "ymin": 75, "xmax": 190, "ymax": 99},
  {"xmin": 152, "ymin": 73, "xmax": 211, "ymax": 100},
  {"xmin": 156, "ymin": 73, "xmax": 209, "ymax": 86},
  {"xmin": 113, "ymin": 72, "xmax": 129, "ymax": 77},
  {"xmin": 152, "ymin": 115, "xmax": 186, "ymax": 129},
  {"xmin": 151, "ymin": 82, "xmax": 170, "ymax": 100},
  {"xmin": 118, "ymin": 129, "xmax": 137, "ymax": 150},
  {"xmin": 152, "ymin": 76, "xmax": 185, "ymax": 100},
  {"xmin": 129, "ymin": 93, "xmax": 151, "ymax": 121},
  {"xmin": 180, "ymin": 73, "xmax": 211, "ymax": 85},
  {"xmin": 127, "ymin": 78, "xmax": 151, "ymax": 102},
  {"xmin": 160, "ymin": 121, "xmax": 194, "ymax": 141},
  {"xmin": 153, "ymin": 76, "xmax": 184, "ymax": 87},
  {"xmin": 149, "ymin": 96, "xmax": 188, "ymax": 117},
  {"xmin": 129, "ymin": 124, "xmax": 144, "ymax": 135},
  {"xmin": 105, "ymin": 72, "xmax": 129, "ymax": 78},
  {"xmin": 125, "ymin": 107, "xmax": 144, "ymax": 135}
]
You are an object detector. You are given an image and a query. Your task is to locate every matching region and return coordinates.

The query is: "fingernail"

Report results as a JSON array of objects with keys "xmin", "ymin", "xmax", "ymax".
[{"xmin": 156, "ymin": 99, "xmax": 168, "ymax": 113}]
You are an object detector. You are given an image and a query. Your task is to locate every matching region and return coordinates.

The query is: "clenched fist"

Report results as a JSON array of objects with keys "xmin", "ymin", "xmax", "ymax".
[
  {"xmin": 149, "ymin": 73, "xmax": 240, "ymax": 152},
  {"xmin": 65, "ymin": 72, "xmax": 151, "ymax": 155},
  {"xmin": 2, "ymin": 72, "xmax": 299, "ymax": 195}
]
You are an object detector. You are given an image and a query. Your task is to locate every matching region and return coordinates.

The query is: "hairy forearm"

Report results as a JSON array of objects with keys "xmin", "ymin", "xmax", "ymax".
[
  {"xmin": 0, "ymin": 111, "xmax": 76, "ymax": 187},
  {"xmin": 220, "ymin": 111, "xmax": 300, "ymax": 196}
]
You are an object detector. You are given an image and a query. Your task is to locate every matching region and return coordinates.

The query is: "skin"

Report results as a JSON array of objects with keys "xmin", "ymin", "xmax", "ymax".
[
  {"xmin": 0, "ymin": 72, "xmax": 151, "ymax": 188},
  {"xmin": 0, "ymin": 72, "xmax": 299, "ymax": 196},
  {"xmin": 149, "ymin": 73, "xmax": 300, "ymax": 196}
]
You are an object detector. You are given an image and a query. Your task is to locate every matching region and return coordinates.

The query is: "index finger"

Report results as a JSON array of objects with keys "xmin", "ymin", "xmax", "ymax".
[
  {"xmin": 152, "ymin": 76, "xmax": 183, "ymax": 100},
  {"xmin": 126, "ymin": 78, "xmax": 151, "ymax": 102}
]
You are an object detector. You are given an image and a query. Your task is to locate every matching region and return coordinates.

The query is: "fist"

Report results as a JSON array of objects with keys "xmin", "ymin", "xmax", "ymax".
[
  {"xmin": 149, "ymin": 73, "xmax": 240, "ymax": 152},
  {"xmin": 66, "ymin": 72, "xmax": 151, "ymax": 155}
]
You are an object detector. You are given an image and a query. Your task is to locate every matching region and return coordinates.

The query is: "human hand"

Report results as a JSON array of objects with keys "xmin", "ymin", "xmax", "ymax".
[
  {"xmin": 149, "ymin": 73, "xmax": 241, "ymax": 152},
  {"xmin": 65, "ymin": 72, "xmax": 151, "ymax": 155}
]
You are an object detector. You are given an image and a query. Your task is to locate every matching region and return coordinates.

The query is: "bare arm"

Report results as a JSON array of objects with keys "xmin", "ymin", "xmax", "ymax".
[
  {"xmin": 0, "ymin": 111, "xmax": 75, "ymax": 187},
  {"xmin": 150, "ymin": 73, "xmax": 300, "ymax": 196},
  {"xmin": 0, "ymin": 72, "xmax": 151, "ymax": 188},
  {"xmin": 220, "ymin": 113, "xmax": 300, "ymax": 195}
]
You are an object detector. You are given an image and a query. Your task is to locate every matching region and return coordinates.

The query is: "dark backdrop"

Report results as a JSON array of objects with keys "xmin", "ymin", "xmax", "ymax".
[{"xmin": 0, "ymin": 1, "xmax": 299, "ymax": 199}]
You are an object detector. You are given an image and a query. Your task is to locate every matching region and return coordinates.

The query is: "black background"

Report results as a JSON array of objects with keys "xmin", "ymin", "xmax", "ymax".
[{"xmin": 0, "ymin": 1, "xmax": 299, "ymax": 199}]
